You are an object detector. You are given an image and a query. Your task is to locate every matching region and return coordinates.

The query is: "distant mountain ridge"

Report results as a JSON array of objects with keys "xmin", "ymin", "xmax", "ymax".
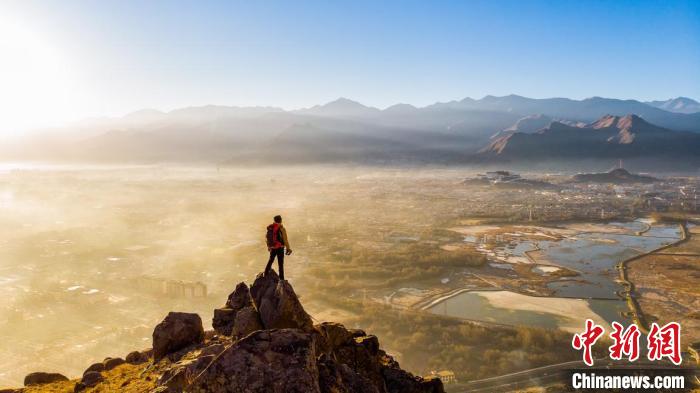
[
  {"xmin": 645, "ymin": 97, "xmax": 700, "ymax": 114},
  {"xmin": 437, "ymin": 95, "xmax": 700, "ymax": 132},
  {"xmin": 296, "ymin": 98, "xmax": 381, "ymax": 118},
  {"xmin": 490, "ymin": 114, "xmax": 569, "ymax": 140},
  {"xmin": 480, "ymin": 114, "xmax": 700, "ymax": 162},
  {"xmin": 2, "ymin": 95, "xmax": 699, "ymax": 167}
]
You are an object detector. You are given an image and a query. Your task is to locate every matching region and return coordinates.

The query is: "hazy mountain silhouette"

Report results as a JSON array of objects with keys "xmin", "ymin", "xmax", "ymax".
[
  {"xmin": 481, "ymin": 114, "xmax": 700, "ymax": 161},
  {"xmin": 296, "ymin": 98, "xmax": 381, "ymax": 118},
  {"xmin": 2, "ymin": 95, "xmax": 699, "ymax": 167},
  {"xmin": 490, "ymin": 114, "xmax": 554, "ymax": 139},
  {"xmin": 427, "ymin": 95, "xmax": 700, "ymax": 132},
  {"xmin": 645, "ymin": 97, "xmax": 700, "ymax": 114}
]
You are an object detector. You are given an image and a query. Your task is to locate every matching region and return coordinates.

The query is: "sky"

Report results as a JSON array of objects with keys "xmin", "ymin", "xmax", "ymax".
[{"xmin": 1, "ymin": 0, "xmax": 699, "ymax": 134}]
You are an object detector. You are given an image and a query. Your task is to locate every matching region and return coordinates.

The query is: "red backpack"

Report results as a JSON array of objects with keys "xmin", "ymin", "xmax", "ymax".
[{"xmin": 266, "ymin": 223, "xmax": 284, "ymax": 249}]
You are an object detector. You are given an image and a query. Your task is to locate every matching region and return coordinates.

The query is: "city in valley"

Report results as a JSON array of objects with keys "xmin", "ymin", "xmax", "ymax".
[{"xmin": 1, "ymin": 164, "xmax": 698, "ymax": 391}]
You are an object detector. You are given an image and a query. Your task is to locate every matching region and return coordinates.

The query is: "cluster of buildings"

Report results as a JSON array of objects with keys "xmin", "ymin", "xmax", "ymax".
[
  {"xmin": 427, "ymin": 370, "xmax": 457, "ymax": 385},
  {"xmin": 461, "ymin": 171, "xmax": 700, "ymax": 222},
  {"xmin": 465, "ymin": 171, "xmax": 555, "ymax": 189},
  {"xmin": 135, "ymin": 275, "xmax": 208, "ymax": 298}
]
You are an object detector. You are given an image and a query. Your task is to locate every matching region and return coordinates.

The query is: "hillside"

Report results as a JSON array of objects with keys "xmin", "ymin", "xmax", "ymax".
[{"xmin": 4, "ymin": 271, "xmax": 443, "ymax": 393}]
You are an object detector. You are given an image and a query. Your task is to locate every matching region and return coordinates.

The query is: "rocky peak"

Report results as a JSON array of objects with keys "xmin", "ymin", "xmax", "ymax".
[
  {"xmin": 166, "ymin": 270, "xmax": 442, "ymax": 392},
  {"xmin": 590, "ymin": 114, "xmax": 651, "ymax": 131},
  {"xmin": 587, "ymin": 114, "xmax": 669, "ymax": 144},
  {"xmin": 615, "ymin": 114, "xmax": 642, "ymax": 130},
  {"xmin": 299, "ymin": 98, "xmax": 381, "ymax": 118},
  {"xmin": 646, "ymin": 97, "xmax": 700, "ymax": 114},
  {"xmin": 249, "ymin": 270, "xmax": 315, "ymax": 332},
  {"xmin": 225, "ymin": 282, "xmax": 253, "ymax": 309},
  {"xmin": 590, "ymin": 114, "xmax": 620, "ymax": 129}
]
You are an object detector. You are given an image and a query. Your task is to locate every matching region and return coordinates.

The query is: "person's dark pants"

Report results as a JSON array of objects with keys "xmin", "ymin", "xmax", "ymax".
[{"xmin": 265, "ymin": 247, "xmax": 285, "ymax": 280}]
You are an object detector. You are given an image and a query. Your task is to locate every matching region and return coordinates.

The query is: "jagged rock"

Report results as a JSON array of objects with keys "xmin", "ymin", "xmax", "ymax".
[
  {"xmin": 335, "ymin": 335, "xmax": 385, "ymax": 388},
  {"xmin": 158, "ymin": 367, "xmax": 187, "ymax": 392},
  {"xmin": 315, "ymin": 322, "xmax": 443, "ymax": 393},
  {"xmin": 250, "ymin": 271, "xmax": 314, "ymax": 332},
  {"xmin": 314, "ymin": 322, "xmax": 365, "ymax": 355},
  {"xmin": 199, "ymin": 343, "xmax": 226, "ymax": 357},
  {"xmin": 212, "ymin": 308, "xmax": 236, "ymax": 335},
  {"xmin": 103, "ymin": 357, "xmax": 126, "ymax": 370},
  {"xmin": 83, "ymin": 362, "xmax": 105, "ymax": 375},
  {"xmin": 23, "ymin": 372, "xmax": 69, "ymax": 385},
  {"xmin": 158, "ymin": 354, "xmax": 216, "ymax": 392},
  {"xmin": 213, "ymin": 282, "xmax": 256, "ymax": 336},
  {"xmin": 126, "ymin": 350, "xmax": 149, "ymax": 364},
  {"xmin": 153, "ymin": 312, "xmax": 204, "ymax": 361},
  {"xmin": 189, "ymin": 329, "xmax": 320, "ymax": 393},
  {"xmin": 226, "ymin": 282, "xmax": 253, "ymax": 309},
  {"xmin": 232, "ymin": 305, "xmax": 263, "ymax": 338},
  {"xmin": 156, "ymin": 342, "xmax": 226, "ymax": 391},
  {"xmin": 317, "ymin": 354, "xmax": 381, "ymax": 393}
]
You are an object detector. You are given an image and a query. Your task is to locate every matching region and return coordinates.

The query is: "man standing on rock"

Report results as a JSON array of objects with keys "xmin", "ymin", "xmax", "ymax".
[{"xmin": 265, "ymin": 215, "xmax": 292, "ymax": 280}]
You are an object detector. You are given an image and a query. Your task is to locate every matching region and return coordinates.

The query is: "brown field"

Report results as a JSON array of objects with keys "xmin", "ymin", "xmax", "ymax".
[{"xmin": 627, "ymin": 226, "xmax": 700, "ymax": 345}]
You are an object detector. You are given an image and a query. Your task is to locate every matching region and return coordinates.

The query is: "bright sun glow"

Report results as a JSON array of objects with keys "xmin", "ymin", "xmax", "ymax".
[{"xmin": 0, "ymin": 13, "xmax": 79, "ymax": 135}]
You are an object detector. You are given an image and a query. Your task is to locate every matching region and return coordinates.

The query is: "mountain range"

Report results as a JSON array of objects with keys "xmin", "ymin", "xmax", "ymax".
[
  {"xmin": 480, "ymin": 114, "xmax": 700, "ymax": 162},
  {"xmin": 3, "ymin": 95, "xmax": 699, "ymax": 168}
]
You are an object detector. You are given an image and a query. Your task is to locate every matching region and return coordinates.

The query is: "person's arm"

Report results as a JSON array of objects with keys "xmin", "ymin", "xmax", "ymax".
[{"xmin": 281, "ymin": 226, "xmax": 292, "ymax": 252}]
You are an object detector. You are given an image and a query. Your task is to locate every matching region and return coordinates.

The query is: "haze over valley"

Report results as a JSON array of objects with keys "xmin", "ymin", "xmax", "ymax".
[
  {"xmin": 1, "ymin": 164, "xmax": 699, "ymax": 391},
  {"xmin": 4, "ymin": 95, "xmax": 700, "ymax": 171}
]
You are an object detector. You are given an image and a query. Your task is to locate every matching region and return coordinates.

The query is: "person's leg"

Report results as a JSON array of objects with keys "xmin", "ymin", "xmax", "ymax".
[
  {"xmin": 264, "ymin": 249, "xmax": 276, "ymax": 276},
  {"xmin": 277, "ymin": 248, "xmax": 285, "ymax": 280}
]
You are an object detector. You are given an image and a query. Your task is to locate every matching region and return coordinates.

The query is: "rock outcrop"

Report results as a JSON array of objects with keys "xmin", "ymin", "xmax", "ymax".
[
  {"xmin": 212, "ymin": 282, "xmax": 263, "ymax": 338},
  {"xmin": 250, "ymin": 271, "xmax": 314, "ymax": 332},
  {"xmin": 23, "ymin": 372, "xmax": 68, "ymax": 386},
  {"xmin": 14, "ymin": 270, "xmax": 443, "ymax": 393},
  {"xmin": 125, "ymin": 350, "xmax": 149, "ymax": 364},
  {"xmin": 103, "ymin": 357, "xmax": 126, "ymax": 371},
  {"xmin": 74, "ymin": 371, "xmax": 103, "ymax": 391},
  {"xmin": 153, "ymin": 312, "xmax": 205, "ymax": 361},
  {"xmin": 189, "ymin": 329, "xmax": 320, "ymax": 393}
]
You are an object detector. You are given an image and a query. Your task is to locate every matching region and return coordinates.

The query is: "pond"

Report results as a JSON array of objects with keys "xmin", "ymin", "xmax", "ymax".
[
  {"xmin": 536, "ymin": 225, "xmax": 680, "ymax": 299},
  {"xmin": 434, "ymin": 220, "xmax": 683, "ymax": 331},
  {"xmin": 427, "ymin": 290, "xmax": 627, "ymax": 333}
]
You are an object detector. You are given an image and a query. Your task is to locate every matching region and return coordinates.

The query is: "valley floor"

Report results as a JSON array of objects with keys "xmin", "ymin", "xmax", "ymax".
[{"xmin": 627, "ymin": 222, "xmax": 700, "ymax": 345}]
